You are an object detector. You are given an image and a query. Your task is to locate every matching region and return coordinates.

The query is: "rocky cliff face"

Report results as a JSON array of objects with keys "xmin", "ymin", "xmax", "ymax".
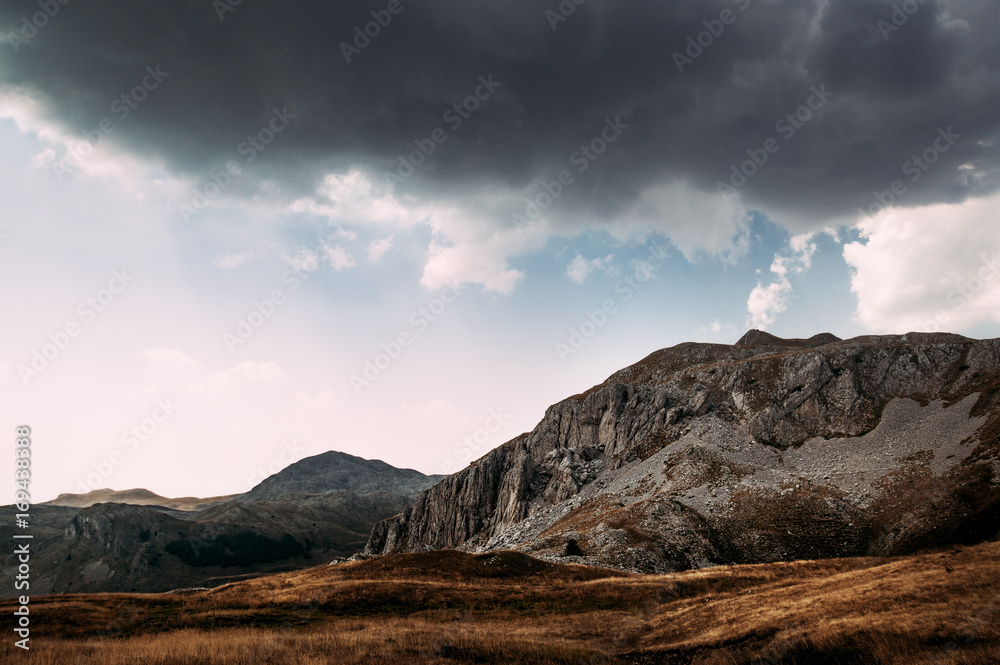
[{"xmin": 366, "ymin": 332, "xmax": 1000, "ymax": 573}]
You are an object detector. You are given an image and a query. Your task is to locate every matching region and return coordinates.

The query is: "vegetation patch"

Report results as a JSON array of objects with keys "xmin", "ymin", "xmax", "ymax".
[{"xmin": 165, "ymin": 532, "xmax": 306, "ymax": 568}]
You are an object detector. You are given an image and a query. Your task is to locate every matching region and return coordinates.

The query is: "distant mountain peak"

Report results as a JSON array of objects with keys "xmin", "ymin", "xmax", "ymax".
[
  {"xmin": 735, "ymin": 329, "xmax": 842, "ymax": 347},
  {"xmin": 21, "ymin": 451, "xmax": 447, "ymax": 594},
  {"xmin": 240, "ymin": 450, "xmax": 443, "ymax": 502},
  {"xmin": 44, "ymin": 488, "xmax": 240, "ymax": 511}
]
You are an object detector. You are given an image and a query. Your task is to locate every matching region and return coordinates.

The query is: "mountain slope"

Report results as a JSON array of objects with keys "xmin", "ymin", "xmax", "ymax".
[
  {"xmin": 239, "ymin": 450, "xmax": 443, "ymax": 502},
  {"xmin": 366, "ymin": 331, "xmax": 1000, "ymax": 573},
  {"xmin": 44, "ymin": 488, "xmax": 240, "ymax": 511},
  {"xmin": 0, "ymin": 452, "xmax": 442, "ymax": 593},
  {"xmin": 8, "ymin": 541, "xmax": 1000, "ymax": 664}
]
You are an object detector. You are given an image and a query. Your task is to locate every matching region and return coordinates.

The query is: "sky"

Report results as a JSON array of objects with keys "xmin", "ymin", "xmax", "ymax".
[{"xmin": 1, "ymin": 0, "xmax": 998, "ymax": 503}]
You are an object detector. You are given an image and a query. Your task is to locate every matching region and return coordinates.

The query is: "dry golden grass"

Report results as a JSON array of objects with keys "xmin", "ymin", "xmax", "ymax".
[{"xmin": 3, "ymin": 543, "xmax": 999, "ymax": 664}]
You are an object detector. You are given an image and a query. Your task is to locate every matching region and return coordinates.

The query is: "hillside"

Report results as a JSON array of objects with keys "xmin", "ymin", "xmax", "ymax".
[
  {"xmin": 44, "ymin": 488, "xmax": 241, "ymax": 511},
  {"xmin": 3, "ymin": 541, "xmax": 998, "ymax": 663},
  {"xmin": 238, "ymin": 450, "xmax": 444, "ymax": 502},
  {"xmin": 0, "ymin": 452, "xmax": 442, "ymax": 594},
  {"xmin": 367, "ymin": 331, "xmax": 1000, "ymax": 572}
]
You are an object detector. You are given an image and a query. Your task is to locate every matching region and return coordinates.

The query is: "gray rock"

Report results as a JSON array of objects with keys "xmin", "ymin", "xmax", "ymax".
[{"xmin": 366, "ymin": 332, "xmax": 1000, "ymax": 573}]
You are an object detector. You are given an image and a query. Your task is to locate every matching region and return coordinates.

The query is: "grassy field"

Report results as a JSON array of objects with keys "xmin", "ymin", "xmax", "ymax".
[{"xmin": 3, "ymin": 543, "xmax": 999, "ymax": 664}]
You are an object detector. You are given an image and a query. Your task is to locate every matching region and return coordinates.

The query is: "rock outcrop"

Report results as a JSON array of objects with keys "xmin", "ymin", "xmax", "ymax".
[{"xmin": 366, "ymin": 332, "xmax": 1000, "ymax": 573}]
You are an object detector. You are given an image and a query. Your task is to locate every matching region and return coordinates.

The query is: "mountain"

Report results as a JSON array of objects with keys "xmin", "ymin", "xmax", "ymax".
[
  {"xmin": 0, "ymin": 452, "xmax": 442, "ymax": 594},
  {"xmin": 366, "ymin": 331, "xmax": 1000, "ymax": 573},
  {"xmin": 44, "ymin": 488, "xmax": 240, "ymax": 511},
  {"xmin": 239, "ymin": 450, "xmax": 442, "ymax": 502}
]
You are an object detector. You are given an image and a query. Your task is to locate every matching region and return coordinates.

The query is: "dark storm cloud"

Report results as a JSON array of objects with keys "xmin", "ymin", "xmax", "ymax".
[{"xmin": 2, "ymin": 0, "xmax": 998, "ymax": 226}]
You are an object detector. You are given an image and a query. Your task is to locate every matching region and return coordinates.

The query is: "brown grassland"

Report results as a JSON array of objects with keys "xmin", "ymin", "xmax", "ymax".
[{"xmin": 3, "ymin": 542, "xmax": 999, "ymax": 664}]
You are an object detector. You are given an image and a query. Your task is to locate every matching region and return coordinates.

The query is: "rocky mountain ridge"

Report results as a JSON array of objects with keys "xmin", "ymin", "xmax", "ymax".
[
  {"xmin": 366, "ymin": 331, "xmax": 1000, "ymax": 573},
  {"xmin": 1, "ymin": 452, "xmax": 442, "ymax": 593}
]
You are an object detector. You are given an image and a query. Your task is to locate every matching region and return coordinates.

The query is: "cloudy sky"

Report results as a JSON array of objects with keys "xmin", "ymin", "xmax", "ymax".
[{"xmin": 2, "ymin": 0, "xmax": 998, "ymax": 502}]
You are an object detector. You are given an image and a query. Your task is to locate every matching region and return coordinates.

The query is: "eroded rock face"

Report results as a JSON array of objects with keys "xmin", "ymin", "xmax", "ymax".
[
  {"xmin": 366, "ymin": 332, "xmax": 1000, "ymax": 573},
  {"xmin": 66, "ymin": 503, "xmax": 173, "ymax": 559}
]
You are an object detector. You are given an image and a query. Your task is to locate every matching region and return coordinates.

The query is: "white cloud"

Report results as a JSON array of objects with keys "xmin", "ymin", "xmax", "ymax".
[
  {"xmin": 566, "ymin": 253, "xmax": 616, "ymax": 283},
  {"xmin": 702, "ymin": 319, "xmax": 739, "ymax": 337},
  {"xmin": 789, "ymin": 233, "xmax": 818, "ymax": 270},
  {"xmin": 617, "ymin": 180, "xmax": 753, "ymax": 263},
  {"xmin": 367, "ymin": 235, "xmax": 395, "ymax": 262},
  {"xmin": 291, "ymin": 173, "xmax": 763, "ymax": 295},
  {"xmin": 292, "ymin": 173, "xmax": 763, "ymax": 295},
  {"xmin": 323, "ymin": 244, "xmax": 357, "ymax": 272},
  {"xmin": 139, "ymin": 348, "xmax": 208, "ymax": 395},
  {"xmin": 333, "ymin": 227, "xmax": 358, "ymax": 242},
  {"xmin": 843, "ymin": 193, "xmax": 1000, "ymax": 333},
  {"xmin": 746, "ymin": 232, "xmax": 818, "ymax": 330},
  {"xmin": 291, "ymin": 169, "xmax": 427, "ymax": 227},
  {"xmin": 631, "ymin": 257, "xmax": 661, "ymax": 281},
  {"xmin": 202, "ymin": 361, "xmax": 290, "ymax": 394},
  {"xmin": 144, "ymin": 348, "xmax": 207, "ymax": 378},
  {"xmin": 0, "ymin": 88, "xmax": 167, "ymax": 195},
  {"xmin": 747, "ymin": 279, "xmax": 790, "ymax": 330},
  {"xmin": 31, "ymin": 148, "xmax": 56, "ymax": 168},
  {"xmin": 213, "ymin": 250, "xmax": 255, "ymax": 269},
  {"xmin": 282, "ymin": 247, "xmax": 319, "ymax": 272},
  {"xmin": 415, "ymin": 195, "xmax": 553, "ymax": 294},
  {"xmin": 422, "ymin": 238, "xmax": 525, "ymax": 294},
  {"xmin": 295, "ymin": 170, "xmax": 533, "ymax": 293},
  {"xmin": 0, "ymin": 90, "xmax": 73, "ymax": 143},
  {"xmin": 142, "ymin": 350, "xmax": 288, "ymax": 399}
]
